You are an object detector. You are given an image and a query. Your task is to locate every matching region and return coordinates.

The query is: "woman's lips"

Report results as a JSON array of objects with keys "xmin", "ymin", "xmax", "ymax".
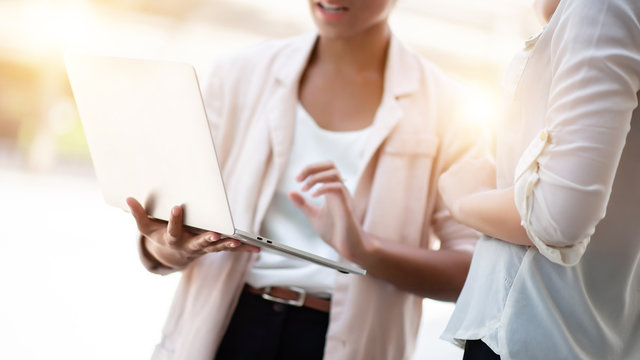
[{"xmin": 316, "ymin": 1, "xmax": 349, "ymax": 20}]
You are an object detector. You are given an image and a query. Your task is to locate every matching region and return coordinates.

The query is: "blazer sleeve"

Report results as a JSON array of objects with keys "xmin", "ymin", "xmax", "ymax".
[
  {"xmin": 513, "ymin": 0, "xmax": 640, "ymax": 266},
  {"xmin": 432, "ymin": 85, "xmax": 488, "ymax": 253}
]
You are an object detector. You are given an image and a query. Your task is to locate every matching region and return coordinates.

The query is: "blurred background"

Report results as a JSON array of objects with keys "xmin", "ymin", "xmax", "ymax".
[{"xmin": 0, "ymin": 0, "xmax": 540, "ymax": 358}]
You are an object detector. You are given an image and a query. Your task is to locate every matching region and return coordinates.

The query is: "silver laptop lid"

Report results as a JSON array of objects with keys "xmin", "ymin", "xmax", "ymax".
[{"xmin": 65, "ymin": 54, "xmax": 236, "ymax": 235}]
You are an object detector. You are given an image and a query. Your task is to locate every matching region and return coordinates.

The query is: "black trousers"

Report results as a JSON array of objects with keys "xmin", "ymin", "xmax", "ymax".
[
  {"xmin": 215, "ymin": 290, "xmax": 330, "ymax": 360},
  {"xmin": 463, "ymin": 340, "xmax": 501, "ymax": 360}
]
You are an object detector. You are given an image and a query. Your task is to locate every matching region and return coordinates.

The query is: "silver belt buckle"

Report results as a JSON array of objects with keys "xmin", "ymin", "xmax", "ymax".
[{"xmin": 262, "ymin": 286, "xmax": 306, "ymax": 307}]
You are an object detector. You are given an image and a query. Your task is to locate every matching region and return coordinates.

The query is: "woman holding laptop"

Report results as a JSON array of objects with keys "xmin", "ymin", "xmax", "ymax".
[{"xmin": 128, "ymin": 0, "xmax": 485, "ymax": 359}]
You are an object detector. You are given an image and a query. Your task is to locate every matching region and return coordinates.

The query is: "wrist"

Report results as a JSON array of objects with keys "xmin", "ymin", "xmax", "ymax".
[
  {"xmin": 352, "ymin": 233, "xmax": 380, "ymax": 269},
  {"xmin": 144, "ymin": 236, "xmax": 190, "ymax": 270}
]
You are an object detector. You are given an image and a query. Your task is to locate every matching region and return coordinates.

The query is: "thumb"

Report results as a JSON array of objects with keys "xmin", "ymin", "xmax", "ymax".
[{"xmin": 288, "ymin": 191, "xmax": 319, "ymax": 219}]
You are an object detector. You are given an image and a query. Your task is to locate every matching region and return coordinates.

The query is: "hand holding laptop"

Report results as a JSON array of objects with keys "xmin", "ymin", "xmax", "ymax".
[
  {"xmin": 65, "ymin": 54, "xmax": 365, "ymax": 275},
  {"xmin": 126, "ymin": 197, "xmax": 260, "ymax": 270}
]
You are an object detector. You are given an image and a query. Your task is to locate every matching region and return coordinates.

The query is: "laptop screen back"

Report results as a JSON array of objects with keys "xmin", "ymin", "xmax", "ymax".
[{"xmin": 66, "ymin": 54, "xmax": 235, "ymax": 235}]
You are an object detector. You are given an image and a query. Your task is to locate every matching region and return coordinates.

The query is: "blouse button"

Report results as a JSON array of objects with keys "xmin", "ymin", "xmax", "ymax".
[{"xmin": 540, "ymin": 130, "xmax": 548, "ymax": 142}]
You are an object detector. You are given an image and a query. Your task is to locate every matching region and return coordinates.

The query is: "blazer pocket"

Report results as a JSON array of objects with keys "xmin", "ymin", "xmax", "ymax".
[{"xmin": 382, "ymin": 135, "xmax": 439, "ymax": 157}]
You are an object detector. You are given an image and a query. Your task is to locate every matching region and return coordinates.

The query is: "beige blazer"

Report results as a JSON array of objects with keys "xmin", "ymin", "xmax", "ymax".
[{"xmin": 140, "ymin": 33, "xmax": 482, "ymax": 360}]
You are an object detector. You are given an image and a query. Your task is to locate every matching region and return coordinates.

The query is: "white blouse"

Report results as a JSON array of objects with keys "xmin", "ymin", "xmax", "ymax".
[
  {"xmin": 246, "ymin": 104, "xmax": 371, "ymax": 296},
  {"xmin": 443, "ymin": 0, "xmax": 640, "ymax": 358}
]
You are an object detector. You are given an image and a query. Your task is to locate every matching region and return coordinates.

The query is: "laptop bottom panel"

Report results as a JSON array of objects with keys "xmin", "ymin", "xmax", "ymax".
[{"xmin": 231, "ymin": 229, "xmax": 366, "ymax": 275}]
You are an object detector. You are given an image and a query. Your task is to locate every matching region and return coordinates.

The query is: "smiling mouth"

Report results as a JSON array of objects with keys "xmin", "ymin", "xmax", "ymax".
[{"xmin": 317, "ymin": 2, "xmax": 349, "ymax": 13}]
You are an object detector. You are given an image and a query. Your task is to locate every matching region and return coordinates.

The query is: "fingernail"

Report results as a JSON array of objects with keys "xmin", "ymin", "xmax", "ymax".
[
  {"xmin": 208, "ymin": 235, "xmax": 215, "ymax": 242},
  {"xmin": 227, "ymin": 242, "xmax": 238, "ymax": 248}
]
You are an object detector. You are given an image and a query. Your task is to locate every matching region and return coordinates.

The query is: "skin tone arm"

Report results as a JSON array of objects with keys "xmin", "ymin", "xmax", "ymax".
[
  {"xmin": 289, "ymin": 161, "xmax": 473, "ymax": 301},
  {"xmin": 126, "ymin": 197, "xmax": 258, "ymax": 270},
  {"xmin": 354, "ymin": 236, "xmax": 473, "ymax": 301},
  {"xmin": 437, "ymin": 158, "xmax": 533, "ymax": 246}
]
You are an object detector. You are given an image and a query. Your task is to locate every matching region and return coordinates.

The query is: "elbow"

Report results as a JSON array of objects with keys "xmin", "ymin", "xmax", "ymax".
[
  {"xmin": 417, "ymin": 284, "xmax": 465, "ymax": 303},
  {"xmin": 517, "ymin": 204, "xmax": 592, "ymax": 267},
  {"xmin": 440, "ymin": 273, "xmax": 469, "ymax": 302},
  {"xmin": 432, "ymin": 290, "xmax": 464, "ymax": 303},
  {"xmin": 523, "ymin": 219, "xmax": 592, "ymax": 267},
  {"xmin": 530, "ymin": 214, "xmax": 596, "ymax": 249},
  {"xmin": 514, "ymin": 172, "xmax": 606, "ymax": 266},
  {"xmin": 517, "ymin": 180, "xmax": 605, "ymax": 250},
  {"xmin": 524, "ymin": 190, "xmax": 603, "ymax": 265},
  {"xmin": 428, "ymin": 248, "xmax": 473, "ymax": 302}
]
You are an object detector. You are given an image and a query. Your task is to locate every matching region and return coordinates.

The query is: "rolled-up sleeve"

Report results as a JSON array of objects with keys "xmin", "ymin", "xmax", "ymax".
[{"xmin": 513, "ymin": 0, "xmax": 640, "ymax": 266}]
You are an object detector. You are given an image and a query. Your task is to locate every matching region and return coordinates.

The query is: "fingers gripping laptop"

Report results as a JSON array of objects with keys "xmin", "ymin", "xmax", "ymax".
[{"xmin": 65, "ymin": 54, "xmax": 365, "ymax": 275}]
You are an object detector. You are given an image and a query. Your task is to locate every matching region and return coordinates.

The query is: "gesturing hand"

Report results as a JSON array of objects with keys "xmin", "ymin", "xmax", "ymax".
[
  {"xmin": 126, "ymin": 197, "xmax": 259, "ymax": 269},
  {"xmin": 288, "ymin": 161, "xmax": 368, "ymax": 263}
]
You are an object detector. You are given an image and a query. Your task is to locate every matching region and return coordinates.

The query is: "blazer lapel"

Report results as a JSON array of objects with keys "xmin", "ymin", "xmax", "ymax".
[
  {"xmin": 253, "ymin": 33, "xmax": 317, "ymax": 230},
  {"xmin": 253, "ymin": 34, "xmax": 421, "ymax": 227},
  {"xmin": 353, "ymin": 35, "xmax": 420, "ymax": 217}
]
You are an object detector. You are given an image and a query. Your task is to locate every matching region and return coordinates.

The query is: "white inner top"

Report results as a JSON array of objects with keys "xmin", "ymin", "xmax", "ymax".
[{"xmin": 246, "ymin": 103, "xmax": 371, "ymax": 296}]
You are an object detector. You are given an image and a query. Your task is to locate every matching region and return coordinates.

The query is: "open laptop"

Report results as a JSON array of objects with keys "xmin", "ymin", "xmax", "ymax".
[{"xmin": 65, "ymin": 54, "xmax": 365, "ymax": 275}]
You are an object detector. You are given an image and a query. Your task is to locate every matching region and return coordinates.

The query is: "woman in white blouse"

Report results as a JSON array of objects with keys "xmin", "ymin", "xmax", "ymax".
[{"xmin": 439, "ymin": 0, "xmax": 640, "ymax": 359}]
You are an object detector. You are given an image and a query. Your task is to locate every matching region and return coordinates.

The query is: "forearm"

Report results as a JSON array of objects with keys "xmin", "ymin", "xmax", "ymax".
[
  {"xmin": 456, "ymin": 187, "xmax": 532, "ymax": 246},
  {"xmin": 357, "ymin": 236, "xmax": 473, "ymax": 302}
]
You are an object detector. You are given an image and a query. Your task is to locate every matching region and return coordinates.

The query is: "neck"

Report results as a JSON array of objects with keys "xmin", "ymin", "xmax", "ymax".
[{"xmin": 313, "ymin": 23, "xmax": 391, "ymax": 75}]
